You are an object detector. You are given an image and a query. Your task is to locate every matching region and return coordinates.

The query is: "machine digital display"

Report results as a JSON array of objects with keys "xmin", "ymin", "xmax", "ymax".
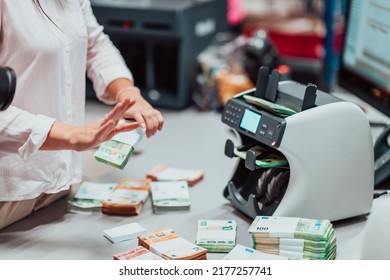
[{"xmin": 239, "ymin": 109, "xmax": 261, "ymax": 134}]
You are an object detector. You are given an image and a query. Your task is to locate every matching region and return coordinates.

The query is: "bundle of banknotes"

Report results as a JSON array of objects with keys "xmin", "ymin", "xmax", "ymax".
[
  {"xmin": 146, "ymin": 164, "xmax": 204, "ymax": 186},
  {"xmin": 102, "ymin": 179, "xmax": 151, "ymax": 216},
  {"xmin": 67, "ymin": 179, "xmax": 150, "ymax": 216},
  {"xmin": 233, "ymin": 145, "xmax": 288, "ymax": 168},
  {"xmin": 195, "ymin": 220, "xmax": 237, "ymax": 253},
  {"xmin": 94, "ymin": 127, "xmax": 145, "ymax": 169},
  {"xmin": 67, "ymin": 182, "xmax": 116, "ymax": 214},
  {"xmin": 248, "ymin": 216, "xmax": 337, "ymax": 260},
  {"xmin": 137, "ymin": 227, "xmax": 208, "ymax": 260},
  {"xmin": 243, "ymin": 94, "xmax": 297, "ymax": 118},
  {"xmin": 150, "ymin": 181, "xmax": 191, "ymax": 213},
  {"xmin": 113, "ymin": 246, "xmax": 163, "ymax": 260},
  {"xmin": 223, "ymin": 244, "xmax": 290, "ymax": 260}
]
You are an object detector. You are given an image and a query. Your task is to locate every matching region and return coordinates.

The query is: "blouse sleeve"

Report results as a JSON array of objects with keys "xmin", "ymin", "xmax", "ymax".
[{"xmin": 0, "ymin": 106, "xmax": 55, "ymax": 159}]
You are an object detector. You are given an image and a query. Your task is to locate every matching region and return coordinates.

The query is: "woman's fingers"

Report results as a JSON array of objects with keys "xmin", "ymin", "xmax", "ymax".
[{"xmin": 102, "ymin": 99, "xmax": 135, "ymax": 125}]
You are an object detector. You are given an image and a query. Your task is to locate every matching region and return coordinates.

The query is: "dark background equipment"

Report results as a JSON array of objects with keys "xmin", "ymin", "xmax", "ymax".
[
  {"xmin": 337, "ymin": 0, "xmax": 390, "ymax": 189},
  {"xmin": 89, "ymin": 0, "xmax": 228, "ymax": 109},
  {"xmin": 0, "ymin": 67, "xmax": 16, "ymax": 111}
]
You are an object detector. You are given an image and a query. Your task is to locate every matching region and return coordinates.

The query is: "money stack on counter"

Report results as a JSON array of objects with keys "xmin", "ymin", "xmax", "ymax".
[
  {"xmin": 195, "ymin": 220, "xmax": 237, "ymax": 253},
  {"xmin": 67, "ymin": 182, "xmax": 116, "ymax": 214},
  {"xmin": 94, "ymin": 127, "xmax": 145, "ymax": 169},
  {"xmin": 113, "ymin": 246, "xmax": 163, "ymax": 260},
  {"xmin": 248, "ymin": 216, "xmax": 337, "ymax": 260},
  {"xmin": 223, "ymin": 244, "xmax": 290, "ymax": 260},
  {"xmin": 146, "ymin": 164, "xmax": 204, "ymax": 186},
  {"xmin": 102, "ymin": 179, "xmax": 151, "ymax": 216},
  {"xmin": 150, "ymin": 181, "xmax": 191, "ymax": 213},
  {"xmin": 137, "ymin": 227, "xmax": 208, "ymax": 260}
]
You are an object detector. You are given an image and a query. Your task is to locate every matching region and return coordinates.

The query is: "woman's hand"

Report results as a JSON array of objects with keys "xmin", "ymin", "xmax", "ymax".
[
  {"xmin": 41, "ymin": 99, "xmax": 140, "ymax": 151},
  {"xmin": 116, "ymin": 86, "xmax": 164, "ymax": 138}
]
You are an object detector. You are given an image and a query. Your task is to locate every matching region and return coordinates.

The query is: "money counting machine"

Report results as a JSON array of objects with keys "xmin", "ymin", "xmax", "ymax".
[{"xmin": 222, "ymin": 67, "xmax": 374, "ymax": 222}]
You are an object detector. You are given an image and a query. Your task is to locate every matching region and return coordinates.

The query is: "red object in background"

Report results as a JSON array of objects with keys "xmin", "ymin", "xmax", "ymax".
[
  {"xmin": 267, "ymin": 32, "xmax": 324, "ymax": 59},
  {"xmin": 244, "ymin": 18, "xmax": 325, "ymax": 59}
]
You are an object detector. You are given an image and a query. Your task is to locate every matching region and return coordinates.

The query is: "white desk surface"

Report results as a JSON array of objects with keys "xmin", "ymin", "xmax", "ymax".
[{"xmin": 1, "ymin": 93, "xmax": 389, "ymax": 260}]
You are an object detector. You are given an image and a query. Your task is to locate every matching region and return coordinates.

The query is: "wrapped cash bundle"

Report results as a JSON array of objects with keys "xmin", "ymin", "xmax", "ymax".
[
  {"xmin": 94, "ymin": 127, "xmax": 145, "ymax": 169},
  {"xmin": 113, "ymin": 246, "xmax": 163, "ymax": 260},
  {"xmin": 138, "ymin": 228, "xmax": 208, "ymax": 260},
  {"xmin": 150, "ymin": 181, "xmax": 191, "ymax": 213},
  {"xmin": 248, "ymin": 216, "xmax": 337, "ymax": 260},
  {"xmin": 195, "ymin": 220, "xmax": 237, "ymax": 253}
]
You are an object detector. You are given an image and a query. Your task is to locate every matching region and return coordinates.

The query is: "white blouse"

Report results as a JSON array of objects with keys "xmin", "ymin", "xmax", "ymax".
[{"xmin": 0, "ymin": 0, "xmax": 133, "ymax": 200}]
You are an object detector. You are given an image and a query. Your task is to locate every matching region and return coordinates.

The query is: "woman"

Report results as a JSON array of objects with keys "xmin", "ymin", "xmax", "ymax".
[{"xmin": 0, "ymin": 0, "xmax": 163, "ymax": 229}]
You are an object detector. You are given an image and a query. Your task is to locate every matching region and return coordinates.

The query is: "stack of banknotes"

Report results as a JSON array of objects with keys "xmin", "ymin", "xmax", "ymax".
[
  {"xmin": 233, "ymin": 145, "xmax": 288, "ymax": 168},
  {"xmin": 137, "ymin": 227, "xmax": 208, "ymax": 260},
  {"xmin": 248, "ymin": 216, "xmax": 337, "ymax": 260},
  {"xmin": 150, "ymin": 181, "xmax": 191, "ymax": 213},
  {"xmin": 223, "ymin": 244, "xmax": 290, "ymax": 260},
  {"xmin": 113, "ymin": 246, "xmax": 163, "ymax": 260},
  {"xmin": 243, "ymin": 95, "xmax": 298, "ymax": 117},
  {"xmin": 195, "ymin": 220, "xmax": 237, "ymax": 253},
  {"xmin": 67, "ymin": 179, "xmax": 150, "ymax": 216},
  {"xmin": 146, "ymin": 164, "xmax": 204, "ymax": 186},
  {"xmin": 102, "ymin": 179, "xmax": 151, "ymax": 216},
  {"xmin": 67, "ymin": 182, "xmax": 116, "ymax": 214},
  {"xmin": 94, "ymin": 127, "xmax": 145, "ymax": 170}
]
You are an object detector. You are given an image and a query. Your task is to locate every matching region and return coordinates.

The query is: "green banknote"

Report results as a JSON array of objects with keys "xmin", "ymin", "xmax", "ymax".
[
  {"xmin": 243, "ymin": 95, "xmax": 297, "ymax": 117},
  {"xmin": 94, "ymin": 139, "xmax": 133, "ymax": 170}
]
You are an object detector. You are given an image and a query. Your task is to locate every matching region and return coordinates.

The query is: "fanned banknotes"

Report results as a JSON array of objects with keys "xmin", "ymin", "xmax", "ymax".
[
  {"xmin": 94, "ymin": 127, "xmax": 145, "ymax": 169},
  {"xmin": 248, "ymin": 216, "xmax": 337, "ymax": 260}
]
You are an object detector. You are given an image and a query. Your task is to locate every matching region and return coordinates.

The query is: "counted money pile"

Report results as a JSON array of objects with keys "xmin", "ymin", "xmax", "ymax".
[
  {"xmin": 94, "ymin": 127, "xmax": 145, "ymax": 169},
  {"xmin": 195, "ymin": 220, "xmax": 237, "ymax": 253},
  {"xmin": 243, "ymin": 94, "xmax": 297, "ymax": 117},
  {"xmin": 137, "ymin": 227, "xmax": 208, "ymax": 260},
  {"xmin": 150, "ymin": 181, "xmax": 191, "ymax": 213},
  {"xmin": 113, "ymin": 246, "xmax": 163, "ymax": 260},
  {"xmin": 67, "ymin": 179, "xmax": 150, "ymax": 216},
  {"xmin": 248, "ymin": 216, "xmax": 337, "ymax": 260},
  {"xmin": 146, "ymin": 164, "xmax": 204, "ymax": 186},
  {"xmin": 102, "ymin": 179, "xmax": 151, "ymax": 216}
]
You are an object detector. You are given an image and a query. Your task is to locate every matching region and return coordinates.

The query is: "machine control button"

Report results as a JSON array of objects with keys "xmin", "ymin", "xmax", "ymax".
[{"xmin": 266, "ymin": 126, "xmax": 275, "ymax": 139}]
